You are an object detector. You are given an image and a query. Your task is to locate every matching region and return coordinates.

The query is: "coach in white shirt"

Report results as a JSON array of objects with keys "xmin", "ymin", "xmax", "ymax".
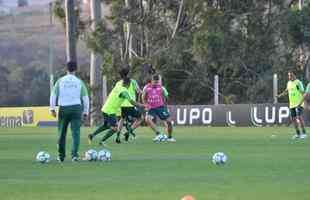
[{"xmin": 50, "ymin": 61, "xmax": 89, "ymax": 162}]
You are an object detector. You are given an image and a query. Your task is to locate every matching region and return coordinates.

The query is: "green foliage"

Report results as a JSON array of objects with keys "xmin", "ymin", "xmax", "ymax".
[
  {"xmin": 86, "ymin": 23, "xmax": 109, "ymax": 55},
  {"xmin": 53, "ymin": 0, "xmax": 66, "ymax": 28},
  {"xmin": 0, "ymin": 61, "xmax": 50, "ymax": 106},
  {"xmin": 288, "ymin": 5, "xmax": 310, "ymax": 46},
  {"xmin": 4, "ymin": 0, "xmax": 310, "ymax": 106},
  {"xmin": 53, "ymin": 0, "xmax": 85, "ymax": 38}
]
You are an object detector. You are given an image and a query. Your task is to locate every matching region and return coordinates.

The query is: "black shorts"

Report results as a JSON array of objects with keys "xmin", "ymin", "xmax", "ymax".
[
  {"xmin": 102, "ymin": 112, "xmax": 118, "ymax": 128},
  {"xmin": 121, "ymin": 107, "xmax": 142, "ymax": 121},
  {"xmin": 290, "ymin": 106, "xmax": 304, "ymax": 118}
]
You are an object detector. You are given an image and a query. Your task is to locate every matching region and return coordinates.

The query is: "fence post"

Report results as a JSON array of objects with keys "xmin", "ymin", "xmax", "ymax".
[
  {"xmin": 273, "ymin": 73, "xmax": 278, "ymax": 104},
  {"xmin": 214, "ymin": 75, "xmax": 219, "ymax": 105}
]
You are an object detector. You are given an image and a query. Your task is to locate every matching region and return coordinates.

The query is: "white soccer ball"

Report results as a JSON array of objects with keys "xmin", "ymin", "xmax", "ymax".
[
  {"xmin": 36, "ymin": 151, "xmax": 51, "ymax": 163},
  {"xmin": 212, "ymin": 152, "xmax": 228, "ymax": 165},
  {"xmin": 158, "ymin": 134, "xmax": 168, "ymax": 142},
  {"xmin": 84, "ymin": 149, "xmax": 98, "ymax": 161},
  {"xmin": 97, "ymin": 149, "xmax": 112, "ymax": 161}
]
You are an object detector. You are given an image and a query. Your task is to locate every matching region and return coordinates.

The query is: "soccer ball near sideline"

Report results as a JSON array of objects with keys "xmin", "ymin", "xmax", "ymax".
[
  {"xmin": 84, "ymin": 149, "xmax": 98, "ymax": 161},
  {"xmin": 36, "ymin": 151, "xmax": 51, "ymax": 163},
  {"xmin": 97, "ymin": 149, "xmax": 112, "ymax": 161},
  {"xmin": 212, "ymin": 152, "xmax": 228, "ymax": 165}
]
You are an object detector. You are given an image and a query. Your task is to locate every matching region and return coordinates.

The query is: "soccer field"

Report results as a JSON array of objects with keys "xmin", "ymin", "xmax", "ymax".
[{"xmin": 0, "ymin": 126, "xmax": 309, "ymax": 200}]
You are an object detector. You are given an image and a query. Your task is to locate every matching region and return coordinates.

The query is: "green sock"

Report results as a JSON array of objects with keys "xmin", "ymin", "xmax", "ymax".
[
  {"xmin": 92, "ymin": 124, "xmax": 109, "ymax": 137},
  {"xmin": 129, "ymin": 127, "xmax": 136, "ymax": 136},
  {"xmin": 101, "ymin": 129, "xmax": 116, "ymax": 142},
  {"xmin": 126, "ymin": 123, "xmax": 136, "ymax": 137}
]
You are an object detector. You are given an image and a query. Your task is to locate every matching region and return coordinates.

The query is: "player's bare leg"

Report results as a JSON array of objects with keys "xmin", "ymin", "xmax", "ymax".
[
  {"xmin": 132, "ymin": 118, "xmax": 142, "ymax": 130},
  {"xmin": 145, "ymin": 115, "xmax": 162, "ymax": 141}
]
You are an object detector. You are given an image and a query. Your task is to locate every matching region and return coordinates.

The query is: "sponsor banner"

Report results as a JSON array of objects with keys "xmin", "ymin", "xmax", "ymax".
[
  {"xmin": 0, "ymin": 107, "xmax": 56, "ymax": 128},
  {"xmin": 168, "ymin": 104, "xmax": 301, "ymax": 127},
  {"xmin": 0, "ymin": 104, "xmax": 307, "ymax": 127}
]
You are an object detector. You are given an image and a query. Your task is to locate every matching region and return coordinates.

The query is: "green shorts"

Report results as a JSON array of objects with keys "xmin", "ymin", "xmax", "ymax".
[
  {"xmin": 102, "ymin": 112, "xmax": 118, "ymax": 128},
  {"xmin": 147, "ymin": 106, "xmax": 170, "ymax": 120},
  {"xmin": 121, "ymin": 107, "xmax": 142, "ymax": 122}
]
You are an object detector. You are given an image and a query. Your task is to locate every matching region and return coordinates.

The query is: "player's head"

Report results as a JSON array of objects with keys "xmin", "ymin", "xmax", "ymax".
[
  {"xmin": 67, "ymin": 61, "xmax": 77, "ymax": 73},
  {"xmin": 148, "ymin": 64, "xmax": 156, "ymax": 75},
  {"xmin": 119, "ymin": 66, "xmax": 130, "ymax": 78},
  {"xmin": 119, "ymin": 66, "xmax": 131, "ymax": 87},
  {"xmin": 151, "ymin": 74, "xmax": 160, "ymax": 85},
  {"xmin": 288, "ymin": 70, "xmax": 296, "ymax": 81}
]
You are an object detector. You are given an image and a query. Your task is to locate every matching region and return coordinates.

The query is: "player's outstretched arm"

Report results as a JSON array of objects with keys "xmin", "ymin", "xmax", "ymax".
[
  {"xmin": 277, "ymin": 89, "xmax": 288, "ymax": 98},
  {"xmin": 162, "ymin": 86, "xmax": 169, "ymax": 104}
]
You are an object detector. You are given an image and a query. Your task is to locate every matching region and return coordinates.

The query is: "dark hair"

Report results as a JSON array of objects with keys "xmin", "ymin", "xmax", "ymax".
[
  {"xmin": 152, "ymin": 74, "xmax": 160, "ymax": 81},
  {"xmin": 288, "ymin": 69, "xmax": 295, "ymax": 75},
  {"xmin": 148, "ymin": 65, "xmax": 156, "ymax": 74},
  {"xmin": 67, "ymin": 61, "xmax": 77, "ymax": 72},
  {"xmin": 119, "ymin": 66, "xmax": 130, "ymax": 79},
  {"xmin": 123, "ymin": 77, "xmax": 131, "ymax": 86}
]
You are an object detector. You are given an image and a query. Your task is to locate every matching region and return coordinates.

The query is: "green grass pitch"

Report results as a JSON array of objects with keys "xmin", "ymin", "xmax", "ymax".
[{"xmin": 0, "ymin": 126, "xmax": 309, "ymax": 200}]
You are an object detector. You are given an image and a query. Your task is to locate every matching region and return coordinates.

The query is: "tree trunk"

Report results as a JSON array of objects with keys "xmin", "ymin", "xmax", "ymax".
[
  {"xmin": 140, "ymin": 0, "xmax": 145, "ymax": 57},
  {"xmin": 124, "ymin": 0, "xmax": 133, "ymax": 64},
  {"xmin": 65, "ymin": 0, "xmax": 77, "ymax": 62},
  {"xmin": 171, "ymin": 0, "xmax": 184, "ymax": 39},
  {"xmin": 90, "ymin": 0, "xmax": 103, "ymax": 126}
]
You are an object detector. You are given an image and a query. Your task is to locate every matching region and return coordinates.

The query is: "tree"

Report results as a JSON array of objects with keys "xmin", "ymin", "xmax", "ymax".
[
  {"xmin": 52, "ymin": 0, "xmax": 310, "ymax": 105},
  {"xmin": 65, "ymin": 0, "xmax": 77, "ymax": 62},
  {"xmin": 287, "ymin": 3, "xmax": 310, "ymax": 79},
  {"xmin": 89, "ymin": 0, "xmax": 103, "ymax": 126}
]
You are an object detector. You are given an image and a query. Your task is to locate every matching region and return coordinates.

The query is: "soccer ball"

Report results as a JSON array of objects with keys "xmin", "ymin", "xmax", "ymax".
[
  {"xmin": 36, "ymin": 151, "xmax": 50, "ymax": 163},
  {"xmin": 158, "ymin": 134, "xmax": 168, "ymax": 142},
  {"xmin": 97, "ymin": 149, "xmax": 112, "ymax": 161},
  {"xmin": 212, "ymin": 152, "xmax": 228, "ymax": 165},
  {"xmin": 84, "ymin": 149, "xmax": 98, "ymax": 161}
]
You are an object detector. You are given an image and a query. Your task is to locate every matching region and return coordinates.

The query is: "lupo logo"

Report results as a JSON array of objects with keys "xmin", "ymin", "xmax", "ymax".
[{"xmin": 250, "ymin": 106, "xmax": 290, "ymax": 126}]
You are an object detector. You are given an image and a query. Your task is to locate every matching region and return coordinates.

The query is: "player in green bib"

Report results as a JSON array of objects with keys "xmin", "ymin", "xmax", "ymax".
[
  {"xmin": 88, "ymin": 68, "xmax": 144, "ymax": 145},
  {"xmin": 278, "ymin": 70, "xmax": 307, "ymax": 139},
  {"xmin": 114, "ymin": 67, "xmax": 143, "ymax": 143}
]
